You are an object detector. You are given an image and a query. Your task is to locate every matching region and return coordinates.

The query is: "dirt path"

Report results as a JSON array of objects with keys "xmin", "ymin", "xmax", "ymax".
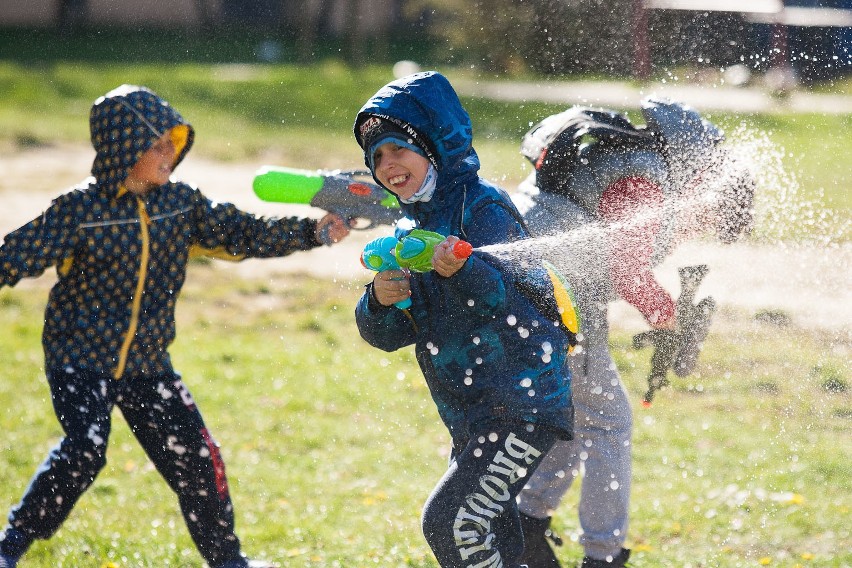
[{"xmin": 1, "ymin": 143, "xmax": 849, "ymax": 337}]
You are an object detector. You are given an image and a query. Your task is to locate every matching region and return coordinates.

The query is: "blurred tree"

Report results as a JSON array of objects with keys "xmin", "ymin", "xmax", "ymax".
[
  {"xmin": 410, "ymin": 0, "xmax": 537, "ymax": 72},
  {"xmin": 526, "ymin": 0, "xmax": 635, "ymax": 75},
  {"xmin": 58, "ymin": 0, "xmax": 88, "ymax": 36},
  {"xmin": 194, "ymin": 0, "xmax": 218, "ymax": 34},
  {"xmin": 407, "ymin": 0, "xmax": 636, "ymax": 75},
  {"xmin": 648, "ymin": 9, "xmax": 754, "ymax": 72},
  {"xmin": 289, "ymin": 0, "xmax": 402, "ymax": 64},
  {"xmin": 296, "ymin": 0, "xmax": 336, "ymax": 61}
]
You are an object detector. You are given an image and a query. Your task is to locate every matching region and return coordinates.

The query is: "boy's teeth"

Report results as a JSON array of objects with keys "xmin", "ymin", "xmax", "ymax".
[{"xmin": 390, "ymin": 175, "xmax": 406, "ymax": 185}]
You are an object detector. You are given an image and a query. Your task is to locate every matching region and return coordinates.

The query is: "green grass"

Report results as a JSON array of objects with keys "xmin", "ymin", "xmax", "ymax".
[
  {"xmin": 0, "ymin": 53, "xmax": 850, "ymax": 566},
  {"xmin": 0, "ymin": 270, "xmax": 849, "ymax": 567}
]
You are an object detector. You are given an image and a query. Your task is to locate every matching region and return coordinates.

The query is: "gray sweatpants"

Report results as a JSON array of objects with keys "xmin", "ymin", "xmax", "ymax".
[{"xmin": 516, "ymin": 297, "xmax": 633, "ymax": 561}]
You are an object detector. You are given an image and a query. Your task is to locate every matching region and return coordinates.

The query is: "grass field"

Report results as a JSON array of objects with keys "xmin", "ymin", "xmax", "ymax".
[
  {"xmin": 0, "ymin": 52, "xmax": 850, "ymax": 567},
  {"xmin": 0, "ymin": 268, "xmax": 849, "ymax": 567}
]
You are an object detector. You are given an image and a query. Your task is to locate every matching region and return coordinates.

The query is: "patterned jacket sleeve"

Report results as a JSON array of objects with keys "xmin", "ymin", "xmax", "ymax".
[
  {"xmin": 0, "ymin": 195, "xmax": 81, "ymax": 288},
  {"xmin": 189, "ymin": 187, "xmax": 321, "ymax": 259}
]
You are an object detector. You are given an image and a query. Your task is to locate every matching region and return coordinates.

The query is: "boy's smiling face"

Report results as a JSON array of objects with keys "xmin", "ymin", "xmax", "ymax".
[
  {"xmin": 372, "ymin": 142, "xmax": 430, "ymax": 200},
  {"xmin": 125, "ymin": 131, "xmax": 176, "ymax": 195}
]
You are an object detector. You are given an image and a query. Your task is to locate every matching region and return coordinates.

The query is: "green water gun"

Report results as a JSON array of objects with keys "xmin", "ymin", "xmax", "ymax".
[
  {"xmin": 394, "ymin": 229, "xmax": 474, "ymax": 272},
  {"xmin": 253, "ymin": 165, "xmax": 401, "ymax": 228}
]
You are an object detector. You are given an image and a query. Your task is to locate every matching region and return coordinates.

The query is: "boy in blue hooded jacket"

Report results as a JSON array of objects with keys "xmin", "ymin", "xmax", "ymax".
[
  {"xmin": 354, "ymin": 71, "xmax": 576, "ymax": 568},
  {"xmin": 0, "ymin": 85, "xmax": 350, "ymax": 568}
]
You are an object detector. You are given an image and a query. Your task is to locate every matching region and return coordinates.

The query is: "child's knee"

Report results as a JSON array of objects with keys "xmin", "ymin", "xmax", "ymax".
[{"xmin": 60, "ymin": 436, "xmax": 108, "ymax": 475}]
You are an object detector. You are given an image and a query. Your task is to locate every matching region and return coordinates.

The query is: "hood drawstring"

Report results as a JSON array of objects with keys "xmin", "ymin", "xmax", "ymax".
[{"xmin": 459, "ymin": 185, "xmax": 468, "ymax": 240}]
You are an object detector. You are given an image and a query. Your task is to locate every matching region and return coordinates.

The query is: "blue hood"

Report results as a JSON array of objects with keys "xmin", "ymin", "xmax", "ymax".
[{"xmin": 354, "ymin": 72, "xmax": 481, "ymax": 215}]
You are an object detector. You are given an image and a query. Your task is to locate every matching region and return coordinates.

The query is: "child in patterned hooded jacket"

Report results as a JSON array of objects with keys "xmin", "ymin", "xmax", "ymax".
[
  {"xmin": 0, "ymin": 85, "xmax": 350, "ymax": 568},
  {"xmin": 354, "ymin": 71, "xmax": 578, "ymax": 568}
]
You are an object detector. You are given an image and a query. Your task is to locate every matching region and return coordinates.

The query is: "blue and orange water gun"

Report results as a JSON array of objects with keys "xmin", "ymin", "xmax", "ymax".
[{"xmin": 360, "ymin": 229, "xmax": 473, "ymax": 309}]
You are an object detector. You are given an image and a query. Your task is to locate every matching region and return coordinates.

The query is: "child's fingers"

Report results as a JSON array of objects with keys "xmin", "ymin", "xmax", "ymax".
[
  {"xmin": 433, "ymin": 250, "xmax": 466, "ymax": 278},
  {"xmin": 329, "ymin": 218, "xmax": 351, "ymax": 242},
  {"xmin": 373, "ymin": 270, "xmax": 411, "ymax": 306},
  {"xmin": 316, "ymin": 214, "xmax": 352, "ymax": 244}
]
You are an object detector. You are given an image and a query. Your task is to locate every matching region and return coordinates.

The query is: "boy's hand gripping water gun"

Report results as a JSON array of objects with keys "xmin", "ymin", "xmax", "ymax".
[
  {"xmin": 360, "ymin": 229, "xmax": 474, "ymax": 309},
  {"xmin": 253, "ymin": 166, "xmax": 401, "ymax": 228},
  {"xmin": 632, "ymin": 265, "xmax": 717, "ymax": 407}
]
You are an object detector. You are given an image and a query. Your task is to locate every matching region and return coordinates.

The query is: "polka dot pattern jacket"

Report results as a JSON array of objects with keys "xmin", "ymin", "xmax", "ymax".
[{"xmin": 0, "ymin": 85, "xmax": 321, "ymax": 379}]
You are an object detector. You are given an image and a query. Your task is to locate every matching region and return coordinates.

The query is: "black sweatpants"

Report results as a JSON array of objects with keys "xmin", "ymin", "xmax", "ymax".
[
  {"xmin": 422, "ymin": 423, "xmax": 557, "ymax": 568},
  {"xmin": 6, "ymin": 366, "xmax": 242, "ymax": 566}
]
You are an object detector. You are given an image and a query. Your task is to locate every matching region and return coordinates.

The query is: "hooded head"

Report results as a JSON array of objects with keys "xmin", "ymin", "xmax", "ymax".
[
  {"xmin": 359, "ymin": 116, "xmax": 432, "ymax": 173},
  {"xmin": 89, "ymin": 85, "xmax": 194, "ymax": 196},
  {"xmin": 353, "ymin": 72, "xmax": 479, "ymax": 208}
]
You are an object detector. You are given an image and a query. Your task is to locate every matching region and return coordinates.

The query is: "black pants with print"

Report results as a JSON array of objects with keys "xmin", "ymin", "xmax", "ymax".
[
  {"xmin": 422, "ymin": 423, "xmax": 558, "ymax": 568},
  {"xmin": 6, "ymin": 366, "xmax": 242, "ymax": 566}
]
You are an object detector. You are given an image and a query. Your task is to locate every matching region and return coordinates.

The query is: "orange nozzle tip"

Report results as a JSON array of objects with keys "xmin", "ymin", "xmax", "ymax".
[
  {"xmin": 453, "ymin": 240, "xmax": 473, "ymax": 259},
  {"xmin": 641, "ymin": 400, "xmax": 652, "ymax": 408}
]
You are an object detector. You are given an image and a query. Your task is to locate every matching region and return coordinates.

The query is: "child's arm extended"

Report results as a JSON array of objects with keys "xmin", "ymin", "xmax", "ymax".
[
  {"xmin": 189, "ymin": 189, "xmax": 337, "ymax": 259},
  {"xmin": 0, "ymin": 198, "xmax": 80, "ymax": 288}
]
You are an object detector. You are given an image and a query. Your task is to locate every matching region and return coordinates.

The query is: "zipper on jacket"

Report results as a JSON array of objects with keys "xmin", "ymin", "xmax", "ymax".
[{"xmin": 114, "ymin": 199, "xmax": 151, "ymax": 379}]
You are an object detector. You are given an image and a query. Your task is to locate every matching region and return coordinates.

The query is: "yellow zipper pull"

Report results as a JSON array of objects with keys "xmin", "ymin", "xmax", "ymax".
[{"xmin": 138, "ymin": 199, "xmax": 151, "ymax": 225}]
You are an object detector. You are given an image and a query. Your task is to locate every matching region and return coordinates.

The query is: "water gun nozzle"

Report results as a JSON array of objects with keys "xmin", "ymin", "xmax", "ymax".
[{"xmin": 453, "ymin": 240, "xmax": 473, "ymax": 259}]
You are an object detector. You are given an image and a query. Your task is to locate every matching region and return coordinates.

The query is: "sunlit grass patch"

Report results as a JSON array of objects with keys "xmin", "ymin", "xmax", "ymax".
[{"xmin": 0, "ymin": 267, "xmax": 849, "ymax": 567}]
